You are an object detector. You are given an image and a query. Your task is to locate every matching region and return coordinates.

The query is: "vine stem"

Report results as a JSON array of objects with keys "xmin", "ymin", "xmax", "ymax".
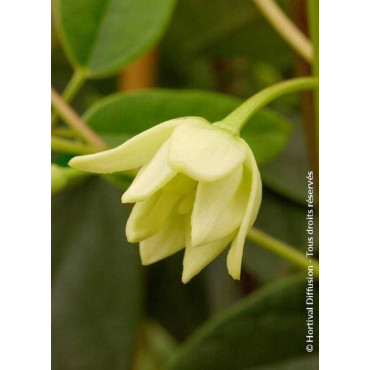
[
  {"xmin": 51, "ymin": 87, "xmax": 108, "ymax": 150},
  {"xmin": 51, "ymin": 70, "xmax": 86, "ymax": 126},
  {"xmin": 51, "ymin": 127, "xmax": 81, "ymax": 139},
  {"xmin": 253, "ymin": 0, "xmax": 313, "ymax": 63},
  {"xmin": 61, "ymin": 69, "xmax": 86, "ymax": 102},
  {"xmin": 247, "ymin": 228, "xmax": 319, "ymax": 278},
  {"xmin": 216, "ymin": 77, "xmax": 318, "ymax": 134},
  {"xmin": 51, "ymin": 136, "xmax": 97, "ymax": 154}
]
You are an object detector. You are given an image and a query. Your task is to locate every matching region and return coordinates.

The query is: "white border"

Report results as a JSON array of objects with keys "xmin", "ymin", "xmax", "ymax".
[
  {"xmin": 1, "ymin": 0, "xmax": 369, "ymax": 368},
  {"xmin": 320, "ymin": 1, "xmax": 370, "ymax": 367},
  {"xmin": 1, "ymin": 1, "xmax": 50, "ymax": 369}
]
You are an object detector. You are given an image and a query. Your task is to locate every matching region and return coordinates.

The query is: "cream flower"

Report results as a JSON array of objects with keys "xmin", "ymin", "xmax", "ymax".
[{"xmin": 69, "ymin": 117, "xmax": 262, "ymax": 283}]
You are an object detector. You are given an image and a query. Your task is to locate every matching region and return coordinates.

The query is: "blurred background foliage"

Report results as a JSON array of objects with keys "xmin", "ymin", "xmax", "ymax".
[{"xmin": 51, "ymin": 0, "xmax": 318, "ymax": 369}]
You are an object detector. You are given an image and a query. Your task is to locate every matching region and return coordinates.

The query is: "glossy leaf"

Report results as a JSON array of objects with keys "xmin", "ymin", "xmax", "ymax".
[
  {"xmin": 53, "ymin": 0, "xmax": 175, "ymax": 77},
  {"xmin": 52, "ymin": 178, "xmax": 142, "ymax": 369},
  {"xmin": 169, "ymin": 275, "xmax": 318, "ymax": 370},
  {"xmin": 84, "ymin": 89, "xmax": 292, "ymax": 165}
]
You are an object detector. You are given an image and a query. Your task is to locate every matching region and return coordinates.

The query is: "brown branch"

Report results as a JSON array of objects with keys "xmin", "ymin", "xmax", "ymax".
[{"xmin": 51, "ymin": 87, "xmax": 108, "ymax": 150}]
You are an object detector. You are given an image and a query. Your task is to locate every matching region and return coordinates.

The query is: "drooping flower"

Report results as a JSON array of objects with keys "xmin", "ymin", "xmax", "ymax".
[{"xmin": 69, "ymin": 117, "xmax": 262, "ymax": 282}]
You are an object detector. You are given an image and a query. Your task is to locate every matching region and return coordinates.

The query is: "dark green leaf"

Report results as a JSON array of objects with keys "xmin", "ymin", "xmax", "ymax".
[
  {"xmin": 146, "ymin": 254, "xmax": 211, "ymax": 341},
  {"xmin": 169, "ymin": 275, "xmax": 318, "ymax": 370},
  {"xmin": 53, "ymin": 0, "xmax": 175, "ymax": 77},
  {"xmin": 84, "ymin": 89, "xmax": 292, "ymax": 165},
  {"xmin": 52, "ymin": 178, "xmax": 142, "ymax": 369}
]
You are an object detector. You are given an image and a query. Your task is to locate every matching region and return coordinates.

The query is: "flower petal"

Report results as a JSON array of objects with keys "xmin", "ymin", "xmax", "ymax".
[
  {"xmin": 168, "ymin": 119, "xmax": 248, "ymax": 181},
  {"xmin": 177, "ymin": 190, "xmax": 196, "ymax": 215},
  {"xmin": 139, "ymin": 210, "xmax": 185, "ymax": 265},
  {"xmin": 126, "ymin": 191, "xmax": 178, "ymax": 243},
  {"xmin": 191, "ymin": 165, "xmax": 248, "ymax": 246},
  {"xmin": 68, "ymin": 118, "xmax": 184, "ymax": 173},
  {"xmin": 122, "ymin": 140, "xmax": 176, "ymax": 203},
  {"xmin": 182, "ymin": 226, "xmax": 233, "ymax": 283},
  {"xmin": 125, "ymin": 174, "xmax": 195, "ymax": 242},
  {"xmin": 227, "ymin": 148, "xmax": 262, "ymax": 280}
]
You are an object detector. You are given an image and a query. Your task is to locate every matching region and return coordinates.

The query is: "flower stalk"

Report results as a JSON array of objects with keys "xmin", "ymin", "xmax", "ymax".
[
  {"xmin": 247, "ymin": 227, "xmax": 319, "ymax": 278},
  {"xmin": 216, "ymin": 77, "xmax": 319, "ymax": 134}
]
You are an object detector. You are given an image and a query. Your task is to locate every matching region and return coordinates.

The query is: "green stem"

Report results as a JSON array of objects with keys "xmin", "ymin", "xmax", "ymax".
[
  {"xmin": 216, "ymin": 77, "xmax": 319, "ymax": 134},
  {"xmin": 51, "ymin": 70, "xmax": 86, "ymax": 126},
  {"xmin": 253, "ymin": 0, "xmax": 313, "ymax": 63},
  {"xmin": 247, "ymin": 227, "xmax": 319, "ymax": 279},
  {"xmin": 51, "ymin": 136, "xmax": 97, "ymax": 154},
  {"xmin": 62, "ymin": 69, "xmax": 86, "ymax": 102},
  {"xmin": 52, "ymin": 127, "xmax": 81, "ymax": 139}
]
